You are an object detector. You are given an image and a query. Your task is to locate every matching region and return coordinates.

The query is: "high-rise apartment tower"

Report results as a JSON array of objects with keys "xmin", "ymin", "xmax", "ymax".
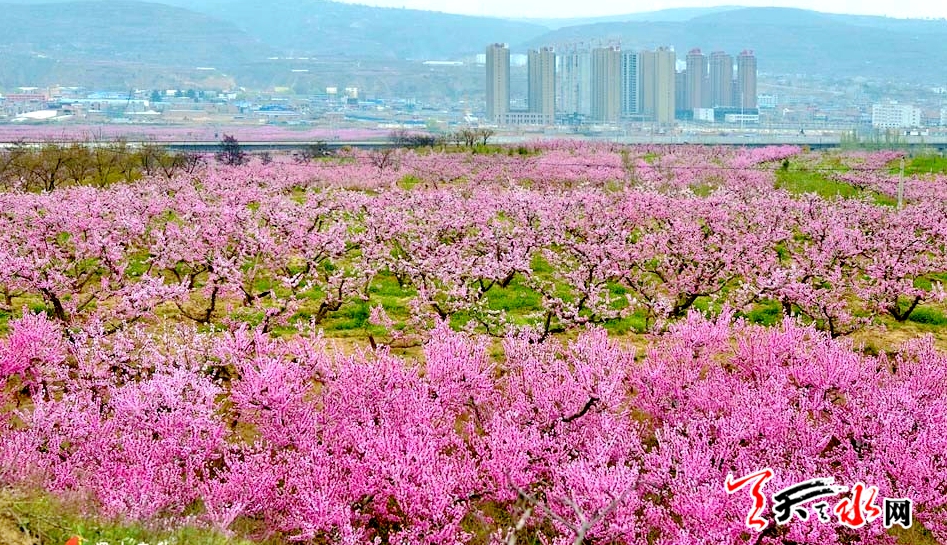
[
  {"xmin": 620, "ymin": 51, "xmax": 641, "ymax": 117},
  {"xmin": 557, "ymin": 47, "xmax": 591, "ymax": 117},
  {"xmin": 709, "ymin": 51, "xmax": 733, "ymax": 108},
  {"xmin": 737, "ymin": 50, "xmax": 757, "ymax": 110},
  {"xmin": 591, "ymin": 46, "xmax": 621, "ymax": 123},
  {"xmin": 485, "ymin": 43, "xmax": 510, "ymax": 123},
  {"xmin": 528, "ymin": 47, "xmax": 556, "ymax": 122},
  {"xmin": 641, "ymin": 47, "xmax": 676, "ymax": 125},
  {"xmin": 685, "ymin": 48, "xmax": 709, "ymax": 111}
]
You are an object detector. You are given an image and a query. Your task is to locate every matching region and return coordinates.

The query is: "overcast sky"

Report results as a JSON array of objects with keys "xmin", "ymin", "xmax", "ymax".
[{"xmin": 334, "ymin": 0, "xmax": 947, "ymax": 20}]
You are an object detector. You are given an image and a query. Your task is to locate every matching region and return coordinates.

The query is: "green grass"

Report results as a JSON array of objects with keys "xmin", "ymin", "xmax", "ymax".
[
  {"xmin": 775, "ymin": 160, "xmax": 899, "ymax": 206},
  {"xmin": 2, "ymin": 485, "xmax": 937, "ymax": 545},
  {"xmin": 0, "ymin": 296, "xmax": 48, "ymax": 332},
  {"xmin": 603, "ymin": 311, "xmax": 649, "ymax": 336},
  {"xmin": 0, "ymin": 490, "xmax": 259, "ymax": 545},
  {"xmin": 743, "ymin": 300, "xmax": 784, "ymax": 326},
  {"xmin": 508, "ymin": 145, "xmax": 541, "ymax": 157},
  {"xmin": 816, "ymin": 153, "xmax": 852, "ymax": 172},
  {"xmin": 331, "ymin": 300, "xmax": 372, "ymax": 330},
  {"xmin": 484, "ymin": 280, "xmax": 543, "ymax": 317},
  {"xmin": 873, "ymin": 192, "xmax": 900, "ymax": 207},
  {"xmin": 775, "ymin": 168, "xmax": 860, "ymax": 199},
  {"xmin": 907, "ymin": 306, "xmax": 947, "ymax": 326},
  {"xmin": 125, "ymin": 253, "xmax": 152, "ymax": 278},
  {"xmin": 470, "ymin": 144, "xmax": 505, "ymax": 155},
  {"xmin": 398, "ymin": 175, "xmax": 422, "ymax": 190},
  {"xmin": 902, "ymin": 154, "xmax": 947, "ymax": 176},
  {"xmin": 290, "ymin": 272, "xmax": 418, "ymax": 340},
  {"xmin": 690, "ymin": 183, "xmax": 718, "ymax": 197}
]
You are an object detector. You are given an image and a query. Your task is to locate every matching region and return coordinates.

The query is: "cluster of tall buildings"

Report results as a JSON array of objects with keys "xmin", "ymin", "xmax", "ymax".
[{"xmin": 485, "ymin": 43, "xmax": 758, "ymax": 126}]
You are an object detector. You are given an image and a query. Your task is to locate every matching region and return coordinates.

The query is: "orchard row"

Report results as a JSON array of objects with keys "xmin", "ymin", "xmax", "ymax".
[
  {"xmin": 2, "ymin": 143, "xmax": 947, "ymax": 544},
  {"xmin": 0, "ymin": 310, "xmax": 944, "ymax": 544},
  {"xmin": 0, "ymin": 144, "xmax": 944, "ymax": 338}
]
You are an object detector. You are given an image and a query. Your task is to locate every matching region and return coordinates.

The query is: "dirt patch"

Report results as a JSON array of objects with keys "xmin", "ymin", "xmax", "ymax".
[
  {"xmin": 0, "ymin": 512, "xmax": 34, "ymax": 545},
  {"xmin": 0, "ymin": 489, "xmax": 39, "ymax": 545}
]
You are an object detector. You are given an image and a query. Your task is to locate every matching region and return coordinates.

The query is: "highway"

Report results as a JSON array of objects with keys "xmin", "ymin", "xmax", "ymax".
[{"xmin": 3, "ymin": 134, "xmax": 947, "ymax": 151}]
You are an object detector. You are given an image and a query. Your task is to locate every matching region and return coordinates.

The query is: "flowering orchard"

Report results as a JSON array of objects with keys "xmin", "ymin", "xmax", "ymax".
[
  {"xmin": 0, "ymin": 143, "xmax": 945, "ymax": 338},
  {"xmin": 0, "ymin": 142, "xmax": 946, "ymax": 544},
  {"xmin": 2, "ymin": 311, "xmax": 945, "ymax": 544}
]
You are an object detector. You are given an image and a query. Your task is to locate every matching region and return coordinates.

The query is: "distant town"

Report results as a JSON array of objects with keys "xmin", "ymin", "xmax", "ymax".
[{"xmin": 1, "ymin": 43, "xmax": 946, "ymax": 141}]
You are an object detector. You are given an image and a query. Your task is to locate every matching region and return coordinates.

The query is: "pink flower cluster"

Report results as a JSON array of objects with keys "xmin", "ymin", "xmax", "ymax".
[{"xmin": 0, "ymin": 311, "xmax": 944, "ymax": 544}]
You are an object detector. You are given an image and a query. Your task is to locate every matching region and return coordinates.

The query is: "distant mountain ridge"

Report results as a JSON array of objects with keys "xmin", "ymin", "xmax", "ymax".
[
  {"xmin": 516, "ymin": 6, "xmax": 744, "ymax": 29},
  {"xmin": 0, "ymin": 0, "xmax": 269, "ymax": 87},
  {"xmin": 171, "ymin": 0, "xmax": 550, "ymax": 60},
  {"xmin": 0, "ymin": 1, "xmax": 945, "ymax": 88},
  {"xmin": 524, "ymin": 7, "xmax": 947, "ymax": 83},
  {"xmin": 1, "ymin": 1, "xmax": 266, "ymax": 63}
]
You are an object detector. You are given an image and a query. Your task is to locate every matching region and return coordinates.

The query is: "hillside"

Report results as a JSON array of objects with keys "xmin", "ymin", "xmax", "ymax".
[
  {"xmin": 518, "ymin": 6, "xmax": 743, "ymax": 29},
  {"xmin": 0, "ymin": 0, "xmax": 270, "ymax": 87},
  {"xmin": 173, "ymin": 0, "xmax": 550, "ymax": 60},
  {"xmin": 523, "ymin": 7, "xmax": 947, "ymax": 83},
  {"xmin": 1, "ymin": 2, "xmax": 946, "ymax": 88},
  {"xmin": 1, "ymin": 0, "xmax": 550, "ymax": 60}
]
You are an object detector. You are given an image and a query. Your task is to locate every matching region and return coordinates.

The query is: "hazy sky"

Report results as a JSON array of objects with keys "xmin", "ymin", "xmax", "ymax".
[{"xmin": 335, "ymin": 0, "xmax": 947, "ymax": 20}]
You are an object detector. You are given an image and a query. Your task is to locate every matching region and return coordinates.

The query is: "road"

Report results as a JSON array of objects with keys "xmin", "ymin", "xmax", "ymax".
[{"xmin": 3, "ymin": 134, "xmax": 947, "ymax": 151}]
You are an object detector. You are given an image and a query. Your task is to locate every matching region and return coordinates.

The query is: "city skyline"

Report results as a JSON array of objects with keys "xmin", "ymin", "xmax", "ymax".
[{"xmin": 497, "ymin": 42, "xmax": 754, "ymax": 126}]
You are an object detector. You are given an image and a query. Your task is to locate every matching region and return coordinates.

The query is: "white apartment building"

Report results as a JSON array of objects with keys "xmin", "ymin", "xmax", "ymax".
[
  {"xmin": 758, "ymin": 94, "xmax": 778, "ymax": 109},
  {"xmin": 871, "ymin": 102, "xmax": 921, "ymax": 129},
  {"xmin": 557, "ymin": 48, "xmax": 592, "ymax": 117}
]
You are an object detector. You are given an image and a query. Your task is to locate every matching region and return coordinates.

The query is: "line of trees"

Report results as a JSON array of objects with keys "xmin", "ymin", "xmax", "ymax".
[
  {"xmin": 0, "ymin": 128, "xmax": 503, "ymax": 193},
  {"xmin": 389, "ymin": 128, "xmax": 496, "ymax": 149},
  {"xmin": 0, "ymin": 140, "xmax": 203, "ymax": 191}
]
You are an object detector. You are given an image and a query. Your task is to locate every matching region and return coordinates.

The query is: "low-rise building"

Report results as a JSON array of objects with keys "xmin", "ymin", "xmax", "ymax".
[
  {"xmin": 693, "ymin": 108, "xmax": 715, "ymax": 122},
  {"xmin": 501, "ymin": 111, "xmax": 555, "ymax": 126},
  {"xmin": 758, "ymin": 94, "xmax": 778, "ymax": 109},
  {"xmin": 723, "ymin": 113, "xmax": 760, "ymax": 124}
]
